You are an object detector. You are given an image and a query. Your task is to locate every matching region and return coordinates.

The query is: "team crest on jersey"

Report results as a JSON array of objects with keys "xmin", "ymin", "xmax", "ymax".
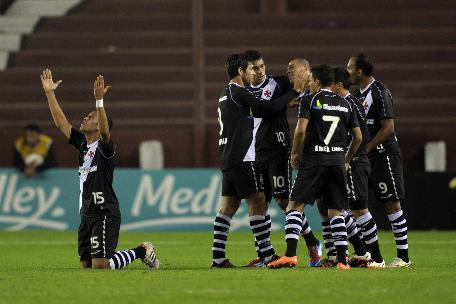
[
  {"xmin": 85, "ymin": 147, "xmax": 96, "ymax": 162},
  {"xmin": 261, "ymin": 79, "xmax": 278, "ymax": 100}
]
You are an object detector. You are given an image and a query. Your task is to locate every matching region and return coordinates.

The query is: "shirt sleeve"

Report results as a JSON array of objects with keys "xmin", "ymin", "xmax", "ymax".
[
  {"xmin": 97, "ymin": 139, "xmax": 116, "ymax": 159},
  {"xmin": 298, "ymin": 95, "xmax": 312, "ymax": 119},
  {"xmin": 233, "ymin": 86, "xmax": 299, "ymax": 117},
  {"xmin": 373, "ymin": 86, "xmax": 394, "ymax": 120},
  {"xmin": 68, "ymin": 127, "xmax": 85, "ymax": 150}
]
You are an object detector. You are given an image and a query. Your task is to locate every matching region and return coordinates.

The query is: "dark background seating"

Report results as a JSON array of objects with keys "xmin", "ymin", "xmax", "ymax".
[{"xmin": 0, "ymin": 0, "xmax": 455, "ymax": 170}]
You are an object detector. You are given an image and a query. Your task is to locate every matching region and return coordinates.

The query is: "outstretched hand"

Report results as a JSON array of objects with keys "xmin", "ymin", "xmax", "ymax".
[
  {"xmin": 40, "ymin": 69, "xmax": 62, "ymax": 93},
  {"xmin": 94, "ymin": 75, "xmax": 111, "ymax": 100}
]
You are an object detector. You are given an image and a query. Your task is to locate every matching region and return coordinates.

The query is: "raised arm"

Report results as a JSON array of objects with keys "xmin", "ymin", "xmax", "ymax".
[
  {"xmin": 248, "ymin": 89, "xmax": 299, "ymax": 117},
  {"xmin": 40, "ymin": 69, "xmax": 72, "ymax": 139},
  {"xmin": 94, "ymin": 75, "xmax": 111, "ymax": 143}
]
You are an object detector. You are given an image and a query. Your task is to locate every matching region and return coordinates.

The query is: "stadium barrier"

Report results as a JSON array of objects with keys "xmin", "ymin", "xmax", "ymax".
[
  {"xmin": 1, "ymin": 168, "xmax": 454, "ymax": 231},
  {"xmin": 0, "ymin": 168, "xmax": 321, "ymax": 231}
]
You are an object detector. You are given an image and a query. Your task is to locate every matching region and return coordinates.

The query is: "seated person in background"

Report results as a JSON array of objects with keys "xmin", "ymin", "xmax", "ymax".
[{"xmin": 13, "ymin": 123, "xmax": 57, "ymax": 177}]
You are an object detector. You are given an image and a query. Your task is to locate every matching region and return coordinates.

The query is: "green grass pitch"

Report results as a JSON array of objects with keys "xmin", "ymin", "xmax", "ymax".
[{"xmin": 0, "ymin": 231, "xmax": 454, "ymax": 304}]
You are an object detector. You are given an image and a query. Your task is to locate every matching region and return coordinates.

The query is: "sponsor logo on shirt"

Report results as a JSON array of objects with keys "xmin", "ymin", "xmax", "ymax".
[
  {"xmin": 314, "ymin": 145, "xmax": 344, "ymax": 152},
  {"xmin": 79, "ymin": 166, "xmax": 98, "ymax": 175},
  {"xmin": 312, "ymin": 100, "xmax": 323, "ymax": 110},
  {"xmin": 322, "ymin": 104, "xmax": 348, "ymax": 113}
]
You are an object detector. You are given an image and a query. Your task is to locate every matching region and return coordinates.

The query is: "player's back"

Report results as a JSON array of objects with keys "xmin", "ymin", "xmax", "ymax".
[
  {"xmin": 217, "ymin": 83, "xmax": 255, "ymax": 171},
  {"xmin": 299, "ymin": 89, "xmax": 358, "ymax": 166}
]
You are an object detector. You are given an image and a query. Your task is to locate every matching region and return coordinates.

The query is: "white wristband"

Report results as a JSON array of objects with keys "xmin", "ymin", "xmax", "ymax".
[{"xmin": 96, "ymin": 99, "xmax": 104, "ymax": 108}]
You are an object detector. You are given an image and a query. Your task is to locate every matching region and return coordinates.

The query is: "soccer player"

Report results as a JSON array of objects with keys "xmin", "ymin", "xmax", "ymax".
[
  {"xmin": 328, "ymin": 67, "xmax": 385, "ymax": 268},
  {"xmin": 211, "ymin": 53, "xmax": 305, "ymax": 268},
  {"xmin": 347, "ymin": 54, "xmax": 411, "ymax": 267},
  {"xmin": 267, "ymin": 64, "xmax": 362, "ymax": 270},
  {"xmin": 243, "ymin": 51, "xmax": 322, "ymax": 268},
  {"xmin": 41, "ymin": 69, "xmax": 158, "ymax": 270}
]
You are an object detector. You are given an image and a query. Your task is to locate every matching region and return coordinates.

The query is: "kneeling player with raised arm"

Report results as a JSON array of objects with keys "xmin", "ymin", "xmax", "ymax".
[
  {"xmin": 41, "ymin": 69, "xmax": 158, "ymax": 270},
  {"xmin": 267, "ymin": 65, "xmax": 362, "ymax": 270}
]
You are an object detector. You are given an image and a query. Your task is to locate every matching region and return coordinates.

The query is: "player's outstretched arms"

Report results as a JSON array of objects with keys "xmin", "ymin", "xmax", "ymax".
[
  {"xmin": 40, "ymin": 69, "xmax": 72, "ymax": 139},
  {"xmin": 346, "ymin": 127, "xmax": 362, "ymax": 169},
  {"xmin": 94, "ymin": 75, "xmax": 111, "ymax": 143}
]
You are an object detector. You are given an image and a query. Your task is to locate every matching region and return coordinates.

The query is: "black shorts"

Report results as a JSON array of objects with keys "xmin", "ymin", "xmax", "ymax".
[
  {"xmin": 256, "ymin": 150, "xmax": 292, "ymax": 202},
  {"xmin": 78, "ymin": 215, "xmax": 120, "ymax": 261},
  {"xmin": 369, "ymin": 153, "xmax": 406, "ymax": 202},
  {"xmin": 347, "ymin": 163, "xmax": 370, "ymax": 210},
  {"xmin": 221, "ymin": 161, "xmax": 264, "ymax": 198},
  {"xmin": 290, "ymin": 165, "xmax": 348, "ymax": 210}
]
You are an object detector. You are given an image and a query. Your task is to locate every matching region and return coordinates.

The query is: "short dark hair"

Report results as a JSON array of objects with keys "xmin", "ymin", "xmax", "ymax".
[
  {"xmin": 355, "ymin": 53, "xmax": 374, "ymax": 76},
  {"xmin": 24, "ymin": 122, "xmax": 41, "ymax": 133},
  {"xmin": 225, "ymin": 53, "xmax": 249, "ymax": 79},
  {"xmin": 244, "ymin": 50, "xmax": 262, "ymax": 62},
  {"xmin": 311, "ymin": 64, "xmax": 333, "ymax": 87},
  {"xmin": 333, "ymin": 67, "xmax": 351, "ymax": 90}
]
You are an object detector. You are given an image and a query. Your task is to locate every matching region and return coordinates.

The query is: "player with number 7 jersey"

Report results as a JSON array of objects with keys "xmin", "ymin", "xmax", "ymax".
[{"xmin": 268, "ymin": 65, "xmax": 361, "ymax": 269}]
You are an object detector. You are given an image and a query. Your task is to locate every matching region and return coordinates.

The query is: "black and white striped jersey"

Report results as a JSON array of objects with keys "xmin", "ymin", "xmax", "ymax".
[
  {"xmin": 217, "ymin": 82, "xmax": 298, "ymax": 171},
  {"xmin": 344, "ymin": 93, "xmax": 369, "ymax": 165},
  {"xmin": 298, "ymin": 89, "xmax": 359, "ymax": 166},
  {"xmin": 246, "ymin": 75, "xmax": 293, "ymax": 158},
  {"xmin": 354, "ymin": 79, "xmax": 400, "ymax": 156},
  {"xmin": 69, "ymin": 128, "xmax": 120, "ymax": 217}
]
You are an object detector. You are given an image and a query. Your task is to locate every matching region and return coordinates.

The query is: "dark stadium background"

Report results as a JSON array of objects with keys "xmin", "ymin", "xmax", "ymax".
[{"xmin": 0, "ymin": 0, "xmax": 455, "ymax": 230}]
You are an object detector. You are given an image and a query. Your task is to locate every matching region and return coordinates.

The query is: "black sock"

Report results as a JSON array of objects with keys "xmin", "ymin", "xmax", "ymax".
[
  {"xmin": 301, "ymin": 214, "xmax": 318, "ymax": 247},
  {"xmin": 212, "ymin": 212, "xmax": 231, "ymax": 264},
  {"xmin": 388, "ymin": 210, "xmax": 409, "ymax": 262},
  {"xmin": 133, "ymin": 246, "xmax": 146, "ymax": 259},
  {"xmin": 109, "ymin": 250, "xmax": 138, "ymax": 270},
  {"xmin": 344, "ymin": 211, "xmax": 366, "ymax": 256},
  {"xmin": 321, "ymin": 216, "xmax": 336, "ymax": 258},
  {"xmin": 284, "ymin": 210, "xmax": 303, "ymax": 257},
  {"xmin": 330, "ymin": 215, "xmax": 348, "ymax": 264},
  {"xmin": 356, "ymin": 212, "xmax": 383, "ymax": 262},
  {"xmin": 249, "ymin": 215, "xmax": 275, "ymax": 261}
]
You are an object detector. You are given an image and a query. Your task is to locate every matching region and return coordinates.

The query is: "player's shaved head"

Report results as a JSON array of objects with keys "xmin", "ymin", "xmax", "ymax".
[
  {"xmin": 289, "ymin": 58, "xmax": 310, "ymax": 68},
  {"xmin": 287, "ymin": 58, "xmax": 310, "ymax": 86}
]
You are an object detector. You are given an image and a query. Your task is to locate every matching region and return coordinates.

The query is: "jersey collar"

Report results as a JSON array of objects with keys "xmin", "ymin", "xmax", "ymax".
[
  {"xmin": 249, "ymin": 76, "xmax": 268, "ymax": 89},
  {"xmin": 87, "ymin": 140, "xmax": 99, "ymax": 149},
  {"xmin": 359, "ymin": 78, "xmax": 375, "ymax": 94},
  {"xmin": 229, "ymin": 81, "xmax": 243, "ymax": 88}
]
